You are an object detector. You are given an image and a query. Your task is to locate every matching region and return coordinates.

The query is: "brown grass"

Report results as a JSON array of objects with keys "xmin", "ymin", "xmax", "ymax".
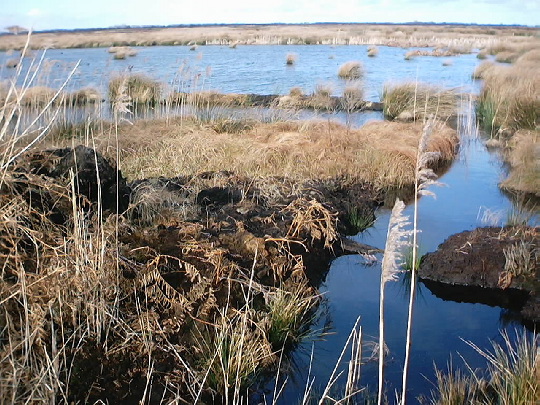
[
  {"xmin": 499, "ymin": 130, "xmax": 540, "ymax": 197},
  {"xmin": 48, "ymin": 117, "xmax": 458, "ymax": 189},
  {"xmin": 382, "ymin": 82, "xmax": 458, "ymax": 121},
  {"xmin": 1, "ymin": 24, "xmax": 537, "ymax": 51},
  {"xmin": 109, "ymin": 73, "xmax": 162, "ymax": 105},
  {"xmin": 472, "ymin": 61, "xmax": 496, "ymax": 79},
  {"xmin": 338, "ymin": 61, "xmax": 363, "ymax": 79},
  {"xmin": 476, "ymin": 59, "xmax": 540, "ymax": 133}
]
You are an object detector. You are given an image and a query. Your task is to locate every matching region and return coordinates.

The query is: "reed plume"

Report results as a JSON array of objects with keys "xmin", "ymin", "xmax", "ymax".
[
  {"xmin": 378, "ymin": 198, "xmax": 411, "ymax": 404},
  {"xmin": 400, "ymin": 118, "xmax": 442, "ymax": 404}
]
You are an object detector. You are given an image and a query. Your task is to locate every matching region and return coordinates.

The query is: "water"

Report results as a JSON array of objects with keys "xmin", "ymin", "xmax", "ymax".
[
  {"xmin": 1, "ymin": 45, "xmax": 536, "ymax": 403},
  {"xmin": 272, "ymin": 128, "xmax": 536, "ymax": 403},
  {"xmin": 1, "ymin": 45, "xmax": 481, "ymax": 99}
]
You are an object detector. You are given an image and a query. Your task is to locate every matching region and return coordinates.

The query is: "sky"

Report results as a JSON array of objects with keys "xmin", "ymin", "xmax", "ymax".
[{"xmin": 1, "ymin": 0, "xmax": 539, "ymax": 31}]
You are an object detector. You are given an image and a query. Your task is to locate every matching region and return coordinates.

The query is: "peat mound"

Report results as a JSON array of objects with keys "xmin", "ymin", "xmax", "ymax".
[{"xmin": 419, "ymin": 226, "xmax": 540, "ymax": 324}]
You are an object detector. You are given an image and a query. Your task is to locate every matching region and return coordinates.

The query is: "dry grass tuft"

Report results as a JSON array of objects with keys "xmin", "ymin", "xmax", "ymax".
[
  {"xmin": 73, "ymin": 117, "xmax": 458, "ymax": 190},
  {"xmin": 367, "ymin": 45, "xmax": 379, "ymax": 57},
  {"xmin": 286, "ymin": 52, "xmax": 297, "ymax": 65},
  {"xmin": 382, "ymin": 82, "xmax": 458, "ymax": 121},
  {"xmin": 476, "ymin": 60, "xmax": 540, "ymax": 134},
  {"xmin": 338, "ymin": 61, "xmax": 364, "ymax": 79},
  {"xmin": 5, "ymin": 58, "xmax": 18, "ymax": 68},
  {"xmin": 341, "ymin": 81, "xmax": 365, "ymax": 112},
  {"xmin": 109, "ymin": 73, "xmax": 161, "ymax": 106},
  {"xmin": 472, "ymin": 61, "xmax": 496, "ymax": 79},
  {"xmin": 20, "ymin": 86, "xmax": 58, "ymax": 106},
  {"xmin": 499, "ymin": 130, "xmax": 540, "ymax": 196}
]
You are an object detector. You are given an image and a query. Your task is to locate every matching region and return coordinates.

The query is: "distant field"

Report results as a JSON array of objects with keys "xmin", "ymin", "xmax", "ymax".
[{"xmin": 0, "ymin": 23, "xmax": 537, "ymax": 50}]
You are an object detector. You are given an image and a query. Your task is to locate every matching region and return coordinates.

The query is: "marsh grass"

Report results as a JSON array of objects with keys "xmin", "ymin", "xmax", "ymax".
[
  {"xmin": 263, "ymin": 280, "xmax": 321, "ymax": 352},
  {"xmin": 109, "ymin": 73, "xmax": 162, "ymax": 106},
  {"xmin": 367, "ymin": 46, "xmax": 379, "ymax": 57},
  {"xmin": 499, "ymin": 130, "xmax": 539, "ymax": 196},
  {"xmin": 80, "ymin": 118, "xmax": 457, "ymax": 191},
  {"xmin": 382, "ymin": 82, "xmax": 457, "ymax": 121},
  {"xmin": 338, "ymin": 61, "xmax": 363, "ymax": 79},
  {"xmin": 503, "ymin": 241, "xmax": 538, "ymax": 277},
  {"xmin": 476, "ymin": 61, "xmax": 539, "ymax": 135},
  {"xmin": 286, "ymin": 53, "xmax": 298, "ymax": 65}
]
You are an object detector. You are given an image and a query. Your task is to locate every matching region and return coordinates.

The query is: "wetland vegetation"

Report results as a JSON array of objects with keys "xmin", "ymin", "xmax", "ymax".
[{"xmin": 0, "ymin": 23, "xmax": 538, "ymax": 404}]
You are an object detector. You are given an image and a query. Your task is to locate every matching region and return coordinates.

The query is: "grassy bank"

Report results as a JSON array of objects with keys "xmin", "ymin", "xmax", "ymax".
[
  {"xmin": 0, "ymin": 23, "xmax": 537, "ymax": 51},
  {"xmin": 44, "ymin": 117, "xmax": 458, "ymax": 190}
]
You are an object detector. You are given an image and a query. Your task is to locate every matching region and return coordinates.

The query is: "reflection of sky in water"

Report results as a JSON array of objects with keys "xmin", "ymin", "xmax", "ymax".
[
  {"xmin": 275, "ymin": 135, "xmax": 536, "ymax": 403},
  {"xmin": 0, "ymin": 44, "xmax": 481, "ymax": 101}
]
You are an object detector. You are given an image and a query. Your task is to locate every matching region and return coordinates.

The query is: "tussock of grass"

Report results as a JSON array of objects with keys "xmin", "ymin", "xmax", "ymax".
[
  {"xmin": 289, "ymin": 86, "xmax": 304, "ymax": 97},
  {"xmin": 427, "ymin": 331, "xmax": 539, "ymax": 405},
  {"xmin": 286, "ymin": 52, "xmax": 297, "ymax": 65},
  {"xmin": 263, "ymin": 279, "xmax": 320, "ymax": 351},
  {"xmin": 5, "ymin": 58, "xmax": 18, "ymax": 68},
  {"xmin": 338, "ymin": 61, "xmax": 363, "ymax": 79},
  {"xmin": 499, "ymin": 130, "xmax": 540, "ymax": 196},
  {"xmin": 341, "ymin": 81, "xmax": 365, "ymax": 112},
  {"xmin": 476, "ymin": 60, "xmax": 540, "ymax": 134},
  {"xmin": 20, "ymin": 86, "xmax": 57, "ymax": 106},
  {"xmin": 382, "ymin": 82, "xmax": 458, "ymax": 121},
  {"xmin": 472, "ymin": 61, "xmax": 495, "ymax": 79},
  {"xmin": 65, "ymin": 87, "xmax": 101, "ymax": 105},
  {"xmin": 109, "ymin": 73, "xmax": 161, "ymax": 106},
  {"xmin": 108, "ymin": 45, "xmax": 138, "ymax": 58},
  {"xmin": 169, "ymin": 91, "xmax": 250, "ymax": 108},
  {"xmin": 78, "ymin": 117, "xmax": 457, "ymax": 190},
  {"xmin": 367, "ymin": 45, "xmax": 379, "ymax": 57}
]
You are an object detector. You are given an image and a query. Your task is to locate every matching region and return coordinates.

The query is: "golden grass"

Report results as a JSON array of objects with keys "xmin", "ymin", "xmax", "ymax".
[
  {"xmin": 367, "ymin": 45, "xmax": 379, "ymax": 57},
  {"xmin": 109, "ymin": 73, "xmax": 161, "ymax": 105},
  {"xmin": 169, "ymin": 90, "xmax": 250, "ymax": 108},
  {"xmin": 54, "ymin": 117, "xmax": 457, "ymax": 190},
  {"xmin": 382, "ymin": 82, "xmax": 458, "ymax": 121},
  {"xmin": 472, "ymin": 61, "xmax": 496, "ymax": 79},
  {"xmin": 476, "ymin": 59, "xmax": 540, "ymax": 133},
  {"xmin": 338, "ymin": 61, "xmax": 363, "ymax": 79},
  {"xmin": 1, "ymin": 24, "xmax": 537, "ymax": 51},
  {"xmin": 499, "ymin": 130, "xmax": 540, "ymax": 197}
]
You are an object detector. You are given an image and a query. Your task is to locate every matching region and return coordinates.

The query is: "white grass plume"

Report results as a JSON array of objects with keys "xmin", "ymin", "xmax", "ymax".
[
  {"xmin": 378, "ymin": 199, "xmax": 411, "ymax": 404},
  {"xmin": 401, "ymin": 117, "xmax": 443, "ymax": 404}
]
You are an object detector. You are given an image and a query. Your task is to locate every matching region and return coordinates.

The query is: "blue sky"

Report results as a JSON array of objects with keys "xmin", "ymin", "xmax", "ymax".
[{"xmin": 2, "ymin": 0, "xmax": 539, "ymax": 31}]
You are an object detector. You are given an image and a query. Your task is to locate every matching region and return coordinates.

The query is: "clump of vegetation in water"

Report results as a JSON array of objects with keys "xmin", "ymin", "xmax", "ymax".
[
  {"xmin": 338, "ymin": 61, "xmax": 363, "ymax": 79},
  {"xmin": 475, "ymin": 49, "xmax": 539, "ymax": 135},
  {"xmin": 109, "ymin": 73, "xmax": 162, "ymax": 106},
  {"xmin": 426, "ymin": 331, "xmax": 539, "ymax": 405},
  {"xmin": 285, "ymin": 52, "xmax": 297, "ymax": 65},
  {"xmin": 382, "ymin": 82, "xmax": 457, "ymax": 121},
  {"xmin": 367, "ymin": 45, "xmax": 379, "ymax": 57}
]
